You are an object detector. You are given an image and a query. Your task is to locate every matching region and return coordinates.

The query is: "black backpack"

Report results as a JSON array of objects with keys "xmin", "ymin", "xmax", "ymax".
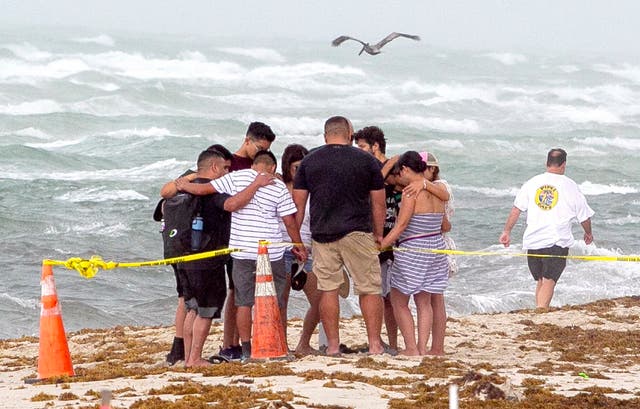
[{"xmin": 158, "ymin": 191, "xmax": 210, "ymax": 259}]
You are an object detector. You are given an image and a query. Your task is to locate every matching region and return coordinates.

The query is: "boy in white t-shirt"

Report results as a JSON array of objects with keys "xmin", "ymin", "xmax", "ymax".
[{"xmin": 499, "ymin": 148, "xmax": 594, "ymax": 308}]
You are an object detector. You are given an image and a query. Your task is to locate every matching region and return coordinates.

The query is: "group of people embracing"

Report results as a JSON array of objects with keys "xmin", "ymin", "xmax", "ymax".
[{"xmin": 158, "ymin": 115, "xmax": 455, "ymax": 367}]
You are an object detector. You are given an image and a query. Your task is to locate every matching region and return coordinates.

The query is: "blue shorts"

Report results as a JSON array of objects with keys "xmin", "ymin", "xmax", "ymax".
[{"xmin": 283, "ymin": 249, "xmax": 313, "ymax": 276}]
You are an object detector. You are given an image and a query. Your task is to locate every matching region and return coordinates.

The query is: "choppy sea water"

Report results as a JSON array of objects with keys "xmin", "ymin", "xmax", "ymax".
[{"xmin": 1, "ymin": 26, "xmax": 639, "ymax": 339}]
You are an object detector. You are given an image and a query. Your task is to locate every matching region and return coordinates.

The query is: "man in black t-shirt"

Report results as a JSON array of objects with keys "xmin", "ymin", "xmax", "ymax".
[{"xmin": 293, "ymin": 116, "xmax": 387, "ymax": 356}]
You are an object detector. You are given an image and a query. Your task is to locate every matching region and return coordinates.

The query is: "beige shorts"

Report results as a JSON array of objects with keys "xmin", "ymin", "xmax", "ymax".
[{"xmin": 312, "ymin": 231, "xmax": 381, "ymax": 295}]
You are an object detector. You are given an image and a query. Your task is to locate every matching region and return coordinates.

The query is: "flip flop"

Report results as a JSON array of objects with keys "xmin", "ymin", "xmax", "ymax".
[{"xmin": 207, "ymin": 355, "xmax": 229, "ymax": 364}]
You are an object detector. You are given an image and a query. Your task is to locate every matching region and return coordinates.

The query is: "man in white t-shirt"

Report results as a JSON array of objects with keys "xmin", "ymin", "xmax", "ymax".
[
  {"xmin": 178, "ymin": 151, "xmax": 307, "ymax": 360},
  {"xmin": 499, "ymin": 148, "xmax": 594, "ymax": 308}
]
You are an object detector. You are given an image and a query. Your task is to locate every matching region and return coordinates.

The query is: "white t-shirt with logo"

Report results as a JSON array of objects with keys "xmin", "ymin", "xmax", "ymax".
[{"xmin": 514, "ymin": 172, "xmax": 594, "ymax": 250}]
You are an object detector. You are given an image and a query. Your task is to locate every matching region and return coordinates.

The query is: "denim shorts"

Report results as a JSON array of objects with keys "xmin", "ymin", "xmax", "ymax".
[{"xmin": 283, "ymin": 248, "xmax": 313, "ymax": 275}]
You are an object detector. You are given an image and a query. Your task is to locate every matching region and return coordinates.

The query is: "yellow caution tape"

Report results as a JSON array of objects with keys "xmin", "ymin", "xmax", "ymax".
[
  {"xmin": 44, "ymin": 247, "xmax": 241, "ymax": 279},
  {"xmin": 390, "ymin": 247, "xmax": 640, "ymax": 262},
  {"xmin": 44, "ymin": 241, "xmax": 639, "ymax": 279}
]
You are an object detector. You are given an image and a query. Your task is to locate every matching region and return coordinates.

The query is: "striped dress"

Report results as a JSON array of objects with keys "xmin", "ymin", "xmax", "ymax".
[{"xmin": 389, "ymin": 213, "xmax": 449, "ymax": 295}]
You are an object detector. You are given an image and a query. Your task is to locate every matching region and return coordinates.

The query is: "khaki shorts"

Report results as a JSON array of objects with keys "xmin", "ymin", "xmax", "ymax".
[{"xmin": 312, "ymin": 231, "xmax": 381, "ymax": 295}]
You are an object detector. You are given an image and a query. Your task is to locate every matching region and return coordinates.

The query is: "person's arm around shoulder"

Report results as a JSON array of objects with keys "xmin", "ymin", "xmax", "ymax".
[
  {"xmin": 160, "ymin": 173, "xmax": 198, "ymax": 198},
  {"xmin": 403, "ymin": 178, "xmax": 450, "ymax": 201},
  {"xmin": 222, "ymin": 172, "xmax": 275, "ymax": 212},
  {"xmin": 175, "ymin": 178, "xmax": 215, "ymax": 196},
  {"xmin": 380, "ymin": 191, "xmax": 416, "ymax": 249},
  {"xmin": 499, "ymin": 206, "xmax": 522, "ymax": 247}
]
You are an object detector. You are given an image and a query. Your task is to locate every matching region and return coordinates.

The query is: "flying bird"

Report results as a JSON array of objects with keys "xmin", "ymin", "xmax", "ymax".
[{"xmin": 331, "ymin": 32, "xmax": 420, "ymax": 55}]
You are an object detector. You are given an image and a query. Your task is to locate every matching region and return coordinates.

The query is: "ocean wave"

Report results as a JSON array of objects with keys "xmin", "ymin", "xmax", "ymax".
[
  {"xmin": 55, "ymin": 188, "xmax": 148, "ymax": 203},
  {"xmin": 238, "ymin": 115, "xmax": 323, "ymax": 136},
  {"xmin": 0, "ymin": 57, "xmax": 91, "ymax": 81},
  {"xmin": 192, "ymin": 91, "xmax": 313, "ymax": 110},
  {"xmin": 1, "ymin": 42, "xmax": 51, "ymax": 61},
  {"xmin": 579, "ymin": 136, "xmax": 640, "ymax": 151},
  {"xmin": 454, "ymin": 185, "xmax": 519, "ymax": 197},
  {"xmin": 72, "ymin": 34, "xmax": 115, "ymax": 47},
  {"xmin": 71, "ymin": 34, "xmax": 116, "ymax": 47},
  {"xmin": 84, "ymin": 50, "xmax": 245, "ymax": 80},
  {"xmin": 385, "ymin": 114, "xmax": 480, "ymax": 134},
  {"xmin": 595, "ymin": 63, "xmax": 640, "ymax": 83},
  {"xmin": 482, "ymin": 52, "xmax": 528, "ymax": 65},
  {"xmin": 105, "ymin": 127, "xmax": 188, "ymax": 139},
  {"xmin": 217, "ymin": 47, "xmax": 286, "ymax": 63},
  {"xmin": 0, "ymin": 127, "xmax": 52, "ymax": 139},
  {"xmin": 402, "ymin": 81, "xmax": 499, "ymax": 104},
  {"xmin": 0, "ymin": 293, "xmax": 38, "ymax": 310},
  {"xmin": 558, "ymin": 65, "xmax": 580, "ymax": 73},
  {"xmin": 0, "ymin": 99, "xmax": 63, "ymax": 115},
  {"xmin": 46, "ymin": 221, "xmax": 131, "ymax": 237},
  {"xmin": 24, "ymin": 139, "xmax": 85, "ymax": 149},
  {"xmin": 601, "ymin": 214, "xmax": 640, "ymax": 226},
  {"xmin": 69, "ymin": 78, "xmax": 120, "ymax": 91},
  {"xmin": 3, "ymin": 159, "xmax": 190, "ymax": 182},
  {"xmin": 544, "ymin": 104, "xmax": 621, "ymax": 124},
  {"xmin": 578, "ymin": 181, "xmax": 638, "ymax": 195}
]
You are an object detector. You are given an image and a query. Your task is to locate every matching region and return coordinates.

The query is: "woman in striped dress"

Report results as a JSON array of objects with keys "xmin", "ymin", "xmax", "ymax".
[{"xmin": 379, "ymin": 151, "xmax": 450, "ymax": 356}]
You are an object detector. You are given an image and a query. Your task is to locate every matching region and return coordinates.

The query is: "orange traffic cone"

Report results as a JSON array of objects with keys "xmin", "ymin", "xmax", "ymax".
[
  {"xmin": 251, "ymin": 241, "xmax": 288, "ymax": 360},
  {"xmin": 36, "ymin": 263, "xmax": 74, "ymax": 379}
]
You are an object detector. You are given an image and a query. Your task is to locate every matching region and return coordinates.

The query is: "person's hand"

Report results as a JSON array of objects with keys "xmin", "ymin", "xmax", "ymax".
[
  {"xmin": 254, "ymin": 172, "xmax": 276, "ymax": 187},
  {"xmin": 291, "ymin": 244, "xmax": 308, "ymax": 263},
  {"xmin": 175, "ymin": 177, "xmax": 189, "ymax": 192},
  {"xmin": 499, "ymin": 231, "xmax": 510, "ymax": 247},
  {"xmin": 403, "ymin": 179, "xmax": 424, "ymax": 197},
  {"xmin": 584, "ymin": 232, "xmax": 593, "ymax": 245}
]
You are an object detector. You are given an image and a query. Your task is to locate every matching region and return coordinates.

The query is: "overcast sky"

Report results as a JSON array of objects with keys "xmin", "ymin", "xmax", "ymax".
[{"xmin": 3, "ymin": 0, "xmax": 639, "ymax": 57}]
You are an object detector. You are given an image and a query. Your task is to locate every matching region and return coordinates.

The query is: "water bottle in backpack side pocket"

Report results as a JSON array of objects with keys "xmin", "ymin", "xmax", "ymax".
[{"xmin": 191, "ymin": 215, "xmax": 204, "ymax": 252}]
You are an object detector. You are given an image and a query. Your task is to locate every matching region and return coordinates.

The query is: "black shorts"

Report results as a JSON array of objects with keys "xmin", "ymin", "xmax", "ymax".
[
  {"xmin": 527, "ymin": 245, "xmax": 569, "ymax": 282},
  {"xmin": 179, "ymin": 264, "xmax": 227, "ymax": 319},
  {"xmin": 172, "ymin": 264, "xmax": 184, "ymax": 298}
]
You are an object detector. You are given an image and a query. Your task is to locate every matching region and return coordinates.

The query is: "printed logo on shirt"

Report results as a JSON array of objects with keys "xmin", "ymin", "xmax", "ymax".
[{"xmin": 535, "ymin": 184, "xmax": 558, "ymax": 210}]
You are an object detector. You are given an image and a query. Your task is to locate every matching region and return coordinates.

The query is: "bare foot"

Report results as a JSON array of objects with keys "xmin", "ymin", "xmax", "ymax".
[
  {"xmin": 399, "ymin": 348, "xmax": 420, "ymax": 356},
  {"xmin": 426, "ymin": 349, "xmax": 445, "ymax": 357},
  {"xmin": 294, "ymin": 346, "xmax": 319, "ymax": 356},
  {"xmin": 186, "ymin": 358, "xmax": 212, "ymax": 368}
]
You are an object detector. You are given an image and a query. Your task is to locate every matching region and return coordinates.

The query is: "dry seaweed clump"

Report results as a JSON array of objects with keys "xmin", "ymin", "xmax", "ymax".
[
  {"xmin": 30, "ymin": 392, "xmax": 56, "ymax": 401},
  {"xmin": 303, "ymin": 369, "xmax": 413, "ymax": 387},
  {"xmin": 389, "ymin": 377, "xmax": 640, "ymax": 409},
  {"xmin": 128, "ymin": 384, "xmax": 294, "ymax": 409},
  {"xmin": 517, "ymin": 323, "xmax": 640, "ymax": 364},
  {"xmin": 402, "ymin": 357, "xmax": 466, "ymax": 377},
  {"xmin": 198, "ymin": 361, "xmax": 295, "ymax": 378}
]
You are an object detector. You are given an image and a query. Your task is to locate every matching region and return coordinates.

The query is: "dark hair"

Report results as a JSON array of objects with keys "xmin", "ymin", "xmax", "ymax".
[
  {"xmin": 247, "ymin": 121, "xmax": 276, "ymax": 142},
  {"xmin": 324, "ymin": 116, "xmax": 350, "ymax": 137},
  {"xmin": 394, "ymin": 151, "xmax": 427, "ymax": 174},
  {"xmin": 427, "ymin": 165, "xmax": 440, "ymax": 180},
  {"xmin": 206, "ymin": 144, "xmax": 233, "ymax": 161},
  {"xmin": 281, "ymin": 144, "xmax": 309, "ymax": 184},
  {"xmin": 253, "ymin": 150, "xmax": 277, "ymax": 167},
  {"xmin": 353, "ymin": 126, "xmax": 386, "ymax": 154},
  {"xmin": 197, "ymin": 149, "xmax": 226, "ymax": 171},
  {"xmin": 547, "ymin": 148, "xmax": 567, "ymax": 167}
]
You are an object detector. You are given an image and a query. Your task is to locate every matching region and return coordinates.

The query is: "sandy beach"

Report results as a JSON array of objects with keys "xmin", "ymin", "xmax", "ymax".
[{"xmin": 2, "ymin": 296, "xmax": 639, "ymax": 408}]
